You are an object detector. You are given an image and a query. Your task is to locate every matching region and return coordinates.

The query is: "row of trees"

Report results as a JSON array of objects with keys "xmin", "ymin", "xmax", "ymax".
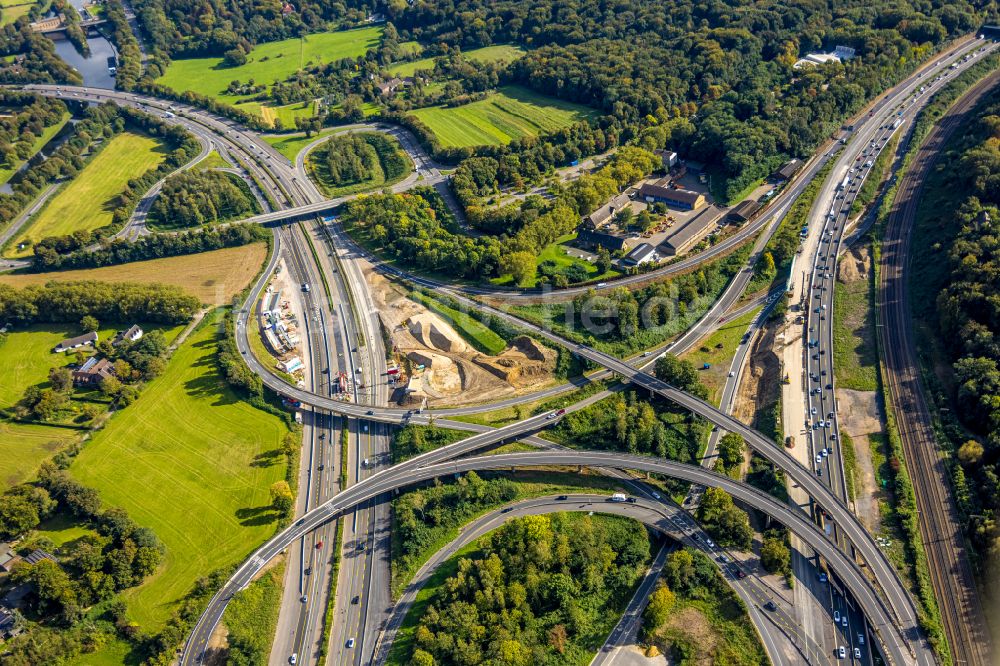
[
  {"xmin": 0, "ymin": 281, "xmax": 201, "ymax": 325},
  {"xmin": 409, "ymin": 512, "xmax": 651, "ymax": 665},
  {"xmin": 32, "ymin": 223, "xmax": 269, "ymax": 271},
  {"xmin": 149, "ymin": 170, "xmax": 259, "ymax": 229}
]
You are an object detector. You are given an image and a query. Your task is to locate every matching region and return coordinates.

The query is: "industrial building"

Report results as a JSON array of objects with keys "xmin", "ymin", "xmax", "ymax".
[
  {"xmin": 621, "ymin": 243, "xmax": 659, "ymax": 267},
  {"xmin": 638, "ymin": 178, "xmax": 706, "ymax": 211},
  {"xmin": 727, "ymin": 199, "xmax": 762, "ymax": 224},
  {"xmin": 658, "ymin": 207, "xmax": 720, "ymax": 256},
  {"xmin": 584, "ymin": 193, "xmax": 632, "ymax": 227}
]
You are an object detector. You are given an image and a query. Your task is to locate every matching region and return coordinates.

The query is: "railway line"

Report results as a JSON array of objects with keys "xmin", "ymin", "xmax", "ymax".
[{"xmin": 876, "ymin": 67, "xmax": 1000, "ymax": 666}]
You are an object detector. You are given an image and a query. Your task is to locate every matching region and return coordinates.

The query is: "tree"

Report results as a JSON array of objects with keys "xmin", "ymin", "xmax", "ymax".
[
  {"xmin": 223, "ymin": 47, "xmax": 247, "ymax": 67},
  {"xmin": 717, "ymin": 433, "xmax": 745, "ymax": 471},
  {"xmin": 501, "ymin": 251, "xmax": 537, "ymax": 287},
  {"xmin": 644, "ymin": 583, "xmax": 676, "ymax": 627},
  {"xmin": 760, "ymin": 531, "xmax": 791, "ymax": 577},
  {"xmin": 411, "ymin": 649, "xmax": 436, "ymax": 666},
  {"xmin": 269, "ymin": 481, "xmax": 294, "ymax": 516},
  {"xmin": 957, "ymin": 439, "xmax": 984, "ymax": 466},
  {"xmin": 0, "ymin": 495, "xmax": 40, "ymax": 538},
  {"xmin": 80, "ymin": 315, "xmax": 98, "ymax": 333},
  {"xmin": 48, "ymin": 366, "xmax": 73, "ymax": 393},
  {"xmin": 696, "ymin": 487, "xmax": 753, "ymax": 549},
  {"xmin": 595, "ymin": 246, "xmax": 613, "ymax": 274}
]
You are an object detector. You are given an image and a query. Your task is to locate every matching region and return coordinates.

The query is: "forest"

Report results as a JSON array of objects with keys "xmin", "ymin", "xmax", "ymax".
[
  {"xmin": 917, "ymin": 94, "xmax": 1000, "ymax": 578},
  {"xmin": 149, "ymin": 170, "xmax": 259, "ymax": 229},
  {"xmin": 132, "ymin": 0, "xmax": 986, "ymax": 200},
  {"xmin": 407, "ymin": 512, "xmax": 652, "ymax": 665},
  {"xmin": 309, "ymin": 132, "xmax": 411, "ymax": 193}
]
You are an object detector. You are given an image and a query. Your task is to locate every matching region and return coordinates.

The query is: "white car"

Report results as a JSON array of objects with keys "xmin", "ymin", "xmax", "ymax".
[
  {"xmin": 838, "ymin": 646, "xmax": 846, "ymax": 659},
  {"xmin": 834, "ymin": 610, "xmax": 841, "ymax": 623},
  {"xmin": 816, "ymin": 455, "xmax": 822, "ymax": 464},
  {"xmin": 854, "ymin": 648, "xmax": 861, "ymax": 659}
]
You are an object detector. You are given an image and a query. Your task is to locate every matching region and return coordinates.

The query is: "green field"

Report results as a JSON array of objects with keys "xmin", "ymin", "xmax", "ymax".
[
  {"xmin": 832, "ymin": 251, "xmax": 879, "ymax": 391},
  {"xmin": 196, "ymin": 150, "xmax": 231, "ymax": 170},
  {"xmin": 264, "ymin": 127, "xmax": 344, "ymax": 160},
  {"xmin": 6, "ymin": 132, "xmax": 166, "ymax": 257},
  {"xmin": 237, "ymin": 99, "xmax": 319, "ymax": 128},
  {"xmin": 70, "ymin": 318, "xmax": 291, "ymax": 629},
  {"xmin": 0, "ymin": 111, "xmax": 69, "ymax": 185},
  {"xmin": 0, "ymin": 326, "xmax": 94, "ymax": 487},
  {"xmin": 156, "ymin": 27, "xmax": 382, "ymax": 105},
  {"xmin": 410, "ymin": 85, "xmax": 596, "ymax": 148},
  {"xmin": 0, "ymin": 0, "xmax": 37, "ymax": 25},
  {"xmin": 390, "ymin": 44, "xmax": 525, "ymax": 77},
  {"xmin": 681, "ymin": 307, "xmax": 760, "ymax": 404},
  {"xmin": 491, "ymin": 232, "xmax": 620, "ymax": 287}
]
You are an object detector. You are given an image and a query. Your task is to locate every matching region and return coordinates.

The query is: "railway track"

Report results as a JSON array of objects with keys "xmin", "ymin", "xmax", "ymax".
[{"xmin": 876, "ymin": 67, "xmax": 1000, "ymax": 666}]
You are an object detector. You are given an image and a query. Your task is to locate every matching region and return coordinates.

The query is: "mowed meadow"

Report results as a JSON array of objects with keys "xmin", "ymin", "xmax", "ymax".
[
  {"xmin": 410, "ymin": 85, "xmax": 597, "ymax": 148},
  {"xmin": 6, "ymin": 132, "xmax": 167, "ymax": 257},
  {"xmin": 70, "ymin": 318, "xmax": 291, "ymax": 628}
]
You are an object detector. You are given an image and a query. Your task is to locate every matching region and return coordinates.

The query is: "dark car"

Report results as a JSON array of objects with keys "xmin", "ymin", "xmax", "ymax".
[
  {"xmin": 556, "ymin": 495, "xmax": 568, "ymax": 501},
  {"xmin": 764, "ymin": 601, "xmax": 777, "ymax": 611},
  {"xmin": 501, "ymin": 507, "xmax": 513, "ymax": 513},
  {"xmin": 351, "ymin": 595, "xmax": 359, "ymax": 604}
]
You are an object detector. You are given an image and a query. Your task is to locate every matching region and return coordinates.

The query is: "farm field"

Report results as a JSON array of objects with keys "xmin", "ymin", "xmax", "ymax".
[
  {"xmin": 0, "ymin": 111, "xmax": 69, "ymax": 185},
  {"xmin": 70, "ymin": 318, "xmax": 291, "ymax": 629},
  {"xmin": 156, "ymin": 27, "xmax": 382, "ymax": 110},
  {"xmin": 390, "ymin": 44, "xmax": 525, "ymax": 77},
  {"xmin": 410, "ymin": 85, "xmax": 596, "ymax": 148},
  {"xmin": 0, "ymin": 242, "xmax": 269, "ymax": 305},
  {"xmin": 0, "ymin": 421, "xmax": 78, "ymax": 488},
  {"xmin": 5, "ymin": 132, "xmax": 166, "ymax": 258},
  {"xmin": 0, "ymin": 0, "xmax": 37, "ymax": 25}
]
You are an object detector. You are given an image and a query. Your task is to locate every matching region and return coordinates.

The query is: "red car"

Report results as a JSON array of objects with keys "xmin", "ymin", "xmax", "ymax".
[{"xmin": 315, "ymin": 541, "xmax": 323, "ymax": 549}]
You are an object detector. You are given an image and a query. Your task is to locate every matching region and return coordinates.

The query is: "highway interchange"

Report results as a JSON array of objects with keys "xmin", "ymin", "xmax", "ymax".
[{"xmin": 15, "ymin": 32, "xmax": 996, "ymax": 666}]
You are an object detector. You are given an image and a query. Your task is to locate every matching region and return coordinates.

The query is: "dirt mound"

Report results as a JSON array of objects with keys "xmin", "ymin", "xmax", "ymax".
[
  {"xmin": 838, "ymin": 246, "xmax": 871, "ymax": 283},
  {"xmin": 366, "ymin": 268, "xmax": 558, "ymax": 407},
  {"xmin": 474, "ymin": 335, "xmax": 557, "ymax": 387},
  {"xmin": 408, "ymin": 313, "xmax": 469, "ymax": 353}
]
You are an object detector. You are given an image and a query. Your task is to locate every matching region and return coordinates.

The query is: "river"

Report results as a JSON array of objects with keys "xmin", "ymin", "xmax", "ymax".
[{"xmin": 49, "ymin": 0, "xmax": 118, "ymax": 89}]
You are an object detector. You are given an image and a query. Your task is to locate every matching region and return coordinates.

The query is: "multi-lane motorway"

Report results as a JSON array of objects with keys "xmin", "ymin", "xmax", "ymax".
[{"xmin": 17, "ymin": 34, "xmax": 995, "ymax": 666}]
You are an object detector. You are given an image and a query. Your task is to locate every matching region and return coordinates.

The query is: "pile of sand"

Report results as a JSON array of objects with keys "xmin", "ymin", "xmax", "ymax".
[
  {"xmin": 366, "ymin": 268, "xmax": 558, "ymax": 406},
  {"xmin": 408, "ymin": 314, "xmax": 469, "ymax": 353}
]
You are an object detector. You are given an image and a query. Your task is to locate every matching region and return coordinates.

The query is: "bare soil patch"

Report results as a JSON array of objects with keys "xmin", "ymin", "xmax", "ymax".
[
  {"xmin": 836, "ymin": 388, "xmax": 884, "ymax": 531},
  {"xmin": 369, "ymin": 271, "xmax": 557, "ymax": 407}
]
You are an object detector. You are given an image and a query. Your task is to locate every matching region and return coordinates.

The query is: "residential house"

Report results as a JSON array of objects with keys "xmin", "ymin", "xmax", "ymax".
[
  {"xmin": 54, "ymin": 331, "xmax": 97, "ymax": 353},
  {"xmin": 638, "ymin": 178, "xmax": 706, "ymax": 211},
  {"xmin": 112, "ymin": 325, "xmax": 143, "ymax": 347},
  {"xmin": 653, "ymin": 149, "xmax": 678, "ymax": 170},
  {"xmin": 376, "ymin": 78, "xmax": 403, "ymax": 96},
  {"xmin": 22, "ymin": 549, "xmax": 55, "ymax": 566},
  {"xmin": 72, "ymin": 357, "xmax": 115, "ymax": 387}
]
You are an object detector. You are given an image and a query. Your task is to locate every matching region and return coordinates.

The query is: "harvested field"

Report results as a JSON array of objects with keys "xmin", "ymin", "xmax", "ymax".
[{"xmin": 0, "ymin": 243, "xmax": 268, "ymax": 305}]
